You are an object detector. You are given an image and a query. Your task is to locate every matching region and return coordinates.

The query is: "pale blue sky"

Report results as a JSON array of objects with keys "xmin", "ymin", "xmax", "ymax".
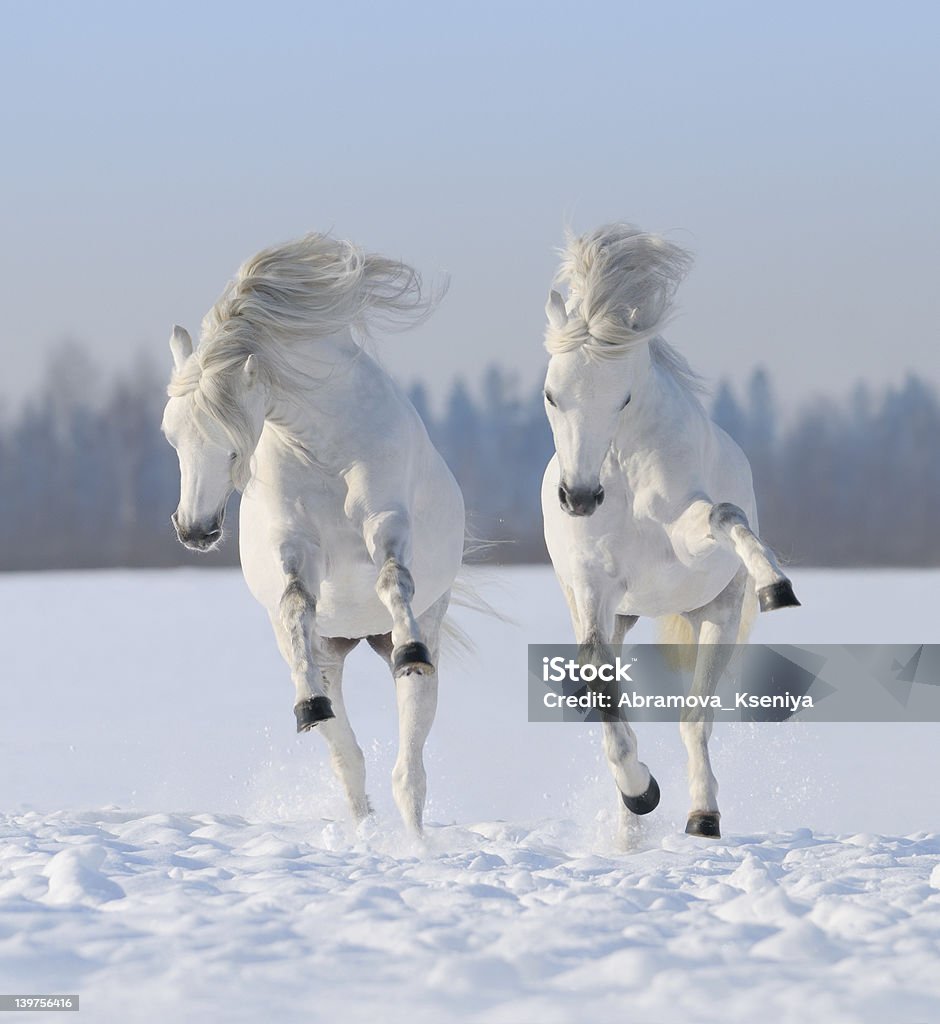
[{"xmin": 2, "ymin": 0, "xmax": 937, "ymax": 410}]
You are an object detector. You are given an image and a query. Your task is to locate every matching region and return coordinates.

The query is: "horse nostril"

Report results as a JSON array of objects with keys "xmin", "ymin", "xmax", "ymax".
[
  {"xmin": 173, "ymin": 515, "xmax": 222, "ymax": 548},
  {"xmin": 558, "ymin": 484, "xmax": 603, "ymax": 517}
]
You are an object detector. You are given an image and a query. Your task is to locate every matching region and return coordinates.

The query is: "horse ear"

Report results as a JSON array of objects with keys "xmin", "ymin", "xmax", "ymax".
[
  {"xmin": 546, "ymin": 290, "xmax": 568, "ymax": 330},
  {"xmin": 243, "ymin": 353, "xmax": 258, "ymax": 387},
  {"xmin": 169, "ymin": 325, "xmax": 193, "ymax": 371}
]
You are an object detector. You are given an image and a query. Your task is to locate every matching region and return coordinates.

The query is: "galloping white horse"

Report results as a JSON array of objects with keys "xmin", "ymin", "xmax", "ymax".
[
  {"xmin": 541, "ymin": 224, "xmax": 800, "ymax": 839},
  {"xmin": 161, "ymin": 233, "xmax": 465, "ymax": 833}
]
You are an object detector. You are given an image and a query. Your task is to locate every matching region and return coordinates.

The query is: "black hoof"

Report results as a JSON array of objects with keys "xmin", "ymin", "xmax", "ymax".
[
  {"xmin": 758, "ymin": 579, "xmax": 801, "ymax": 612},
  {"xmin": 621, "ymin": 774, "xmax": 661, "ymax": 816},
  {"xmin": 392, "ymin": 641, "xmax": 434, "ymax": 677},
  {"xmin": 686, "ymin": 811, "xmax": 721, "ymax": 837},
  {"xmin": 294, "ymin": 696, "xmax": 335, "ymax": 733}
]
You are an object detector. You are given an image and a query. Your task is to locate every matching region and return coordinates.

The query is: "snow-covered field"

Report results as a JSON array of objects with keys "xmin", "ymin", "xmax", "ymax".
[{"xmin": 1, "ymin": 567, "xmax": 939, "ymax": 1023}]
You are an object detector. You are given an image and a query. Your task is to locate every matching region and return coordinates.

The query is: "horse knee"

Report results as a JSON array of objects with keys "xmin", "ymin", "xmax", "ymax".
[
  {"xmin": 279, "ymin": 575, "xmax": 314, "ymax": 629},
  {"xmin": 377, "ymin": 557, "xmax": 415, "ymax": 602},
  {"xmin": 709, "ymin": 502, "xmax": 748, "ymax": 534},
  {"xmin": 578, "ymin": 629, "xmax": 613, "ymax": 667}
]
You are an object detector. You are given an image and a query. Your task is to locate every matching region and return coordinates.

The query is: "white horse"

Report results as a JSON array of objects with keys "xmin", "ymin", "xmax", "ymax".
[
  {"xmin": 541, "ymin": 224, "xmax": 800, "ymax": 840},
  {"xmin": 161, "ymin": 233, "xmax": 465, "ymax": 834}
]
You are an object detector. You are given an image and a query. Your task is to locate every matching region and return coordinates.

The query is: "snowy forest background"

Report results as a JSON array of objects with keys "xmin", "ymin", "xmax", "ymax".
[{"xmin": 1, "ymin": 341, "xmax": 937, "ymax": 570}]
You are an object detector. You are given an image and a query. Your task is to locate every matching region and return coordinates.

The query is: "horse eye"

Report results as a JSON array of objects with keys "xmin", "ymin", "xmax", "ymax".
[
  {"xmin": 621, "ymin": 394, "xmax": 632, "ymax": 410},
  {"xmin": 229, "ymin": 452, "xmax": 238, "ymax": 462},
  {"xmin": 544, "ymin": 391, "xmax": 557, "ymax": 408}
]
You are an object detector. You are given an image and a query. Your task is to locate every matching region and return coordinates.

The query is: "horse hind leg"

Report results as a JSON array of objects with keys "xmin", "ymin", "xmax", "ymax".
[
  {"xmin": 709, "ymin": 503, "xmax": 800, "ymax": 612},
  {"xmin": 316, "ymin": 637, "xmax": 372, "ymax": 823},
  {"xmin": 369, "ymin": 594, "xmax": 448, "ymax": 834}
]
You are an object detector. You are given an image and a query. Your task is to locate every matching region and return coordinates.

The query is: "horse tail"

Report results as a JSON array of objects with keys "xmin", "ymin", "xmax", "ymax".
[
  {"xmin": 441, "ymin": 560, "xmax": 515, "ymax": 657},
  {"xmin": 438, "ymin": 610, "xmax": 474, "ymax": 659},
  {"xmin": 438, "ymin": 532, "xmax": 516, "ymax": 658},
  {"xmin": 656, "ymin": 614, "xmax": 697, "ymax": 670},
  {"xmin": 656, "ymin": 584, "xmax": 759, "ymax": 669}
]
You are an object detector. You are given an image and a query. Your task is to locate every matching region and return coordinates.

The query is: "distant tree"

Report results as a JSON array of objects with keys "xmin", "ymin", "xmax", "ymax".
[
  {"xmin": 746, "ymin": 367, "xmax": 776, "ymax": 451},
  {"xmin": 712, "ymin": 380, "xmax": 747, "ymax": 444},
  {"xmin": 407, "ymin": 380, "xmax": 432, "ymax": 429},
  {"xmin": 0, "ymin": 341, "xmax": 936, "ymax": 570}
]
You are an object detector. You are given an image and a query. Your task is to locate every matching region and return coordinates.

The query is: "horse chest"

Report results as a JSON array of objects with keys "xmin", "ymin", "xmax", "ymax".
[{"xmin": 545, "ymin": 484, "xmax": 735, "ymax": 618}]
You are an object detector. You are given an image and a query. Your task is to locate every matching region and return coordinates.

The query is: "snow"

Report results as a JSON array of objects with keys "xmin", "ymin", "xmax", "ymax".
[{"xmin": 1, "ymin": 567, "xmax": 939, "ymax": 1022}]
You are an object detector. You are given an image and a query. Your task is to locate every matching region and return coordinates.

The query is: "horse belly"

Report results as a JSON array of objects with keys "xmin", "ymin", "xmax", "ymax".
[
  {"xmin": 307, "ymin": 522, "xmax": 382, "ymax": 637},
  {"xmin": 312, "ymin": 466, "xmax": 463, "ymax": 639},
  {"xmin": 615, "ymin": 548, "xmax": 739, "ymax": 618}
]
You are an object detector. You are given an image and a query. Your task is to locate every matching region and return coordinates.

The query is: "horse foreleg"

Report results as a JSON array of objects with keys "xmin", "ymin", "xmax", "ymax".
[
  {"xmin": 709, "ymin": 503, "xmax": 800, "ymax": 610},
  {"xmin": 680, "ymin": 568, "xmax": 748, "ymax": 838},
  {"xmin": 274, "ymin": 571, "xmax": 335, "ymax": 732},
  {"xmin": 558, "ymin": 577, "xmax": 582, "ymax": 638},
  {"xmin": 317, "ymin": 637, "xmax": 372, "ymax": 823},
  {"xmin": 571, "ymin": 582, "xmax": 660, "ymax": 828},
  {"xmin": 363, "ymin": 510, "xmax": 433, "ymax": 677},
  {"xmin": 668, "ymin": 499, "xmax": 800, "ymax": 611},
  {"xmin": 609, "ymin": 614, "xmax": 650, "ymax": 829},
  {"xmin": 563, "ymin": 580, "xmax": 638, "ymax": 649}
]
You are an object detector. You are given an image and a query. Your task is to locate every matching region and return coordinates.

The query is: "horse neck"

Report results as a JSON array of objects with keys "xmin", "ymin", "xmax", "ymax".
[
  {"xmin": 612, "ymin": 341, "xmax": 693, "ymax": 451},
  {"xmin": 262, "ymin": 329, "xmax": 371, "ymax": 459}
]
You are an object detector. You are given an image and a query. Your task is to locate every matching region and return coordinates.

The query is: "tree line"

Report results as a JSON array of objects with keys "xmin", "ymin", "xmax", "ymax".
[{"xmin": 0, "ymin": 342, "xmax": 936, "ymax": 570}]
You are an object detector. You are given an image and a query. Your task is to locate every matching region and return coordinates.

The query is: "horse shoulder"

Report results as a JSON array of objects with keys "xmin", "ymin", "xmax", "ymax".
[
  {"xmin": 619, "ymin": 433, "xmax": 709, "ymax": 524},
  {"xmin": 338, "ymin": 403, "xmax": 450, "ymax": 535}
]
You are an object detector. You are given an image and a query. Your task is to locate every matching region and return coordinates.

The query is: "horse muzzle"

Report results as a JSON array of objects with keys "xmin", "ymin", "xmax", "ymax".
[
  {"xmin": 172, "ymin": 512, "xmax": 224, "ymax": 551},
  {"xmin": 558, "ymin": 483, "xmax": 605, "ymax": 517}
]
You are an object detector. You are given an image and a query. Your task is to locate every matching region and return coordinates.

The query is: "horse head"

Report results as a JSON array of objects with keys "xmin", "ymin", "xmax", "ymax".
[
  {"xmin": 161, "ymin": 326, "xmax": 266, "ymax": 551},
  {"xmin": 543, "ymin": 291, "xmax": 641, "ymax": 518}
]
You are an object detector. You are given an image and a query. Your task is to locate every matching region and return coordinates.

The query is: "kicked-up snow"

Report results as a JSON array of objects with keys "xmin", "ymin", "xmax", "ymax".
[{"xmin": 1, "ymin": 568, "xmax": 939, "ymax": 1022}]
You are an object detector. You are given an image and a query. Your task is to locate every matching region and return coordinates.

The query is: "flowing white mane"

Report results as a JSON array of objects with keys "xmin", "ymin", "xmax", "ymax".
[
  {"xmin": 173, "ymin": 232, "xmax": 437, "ymax": 389},
  {"xmin": 546, "ymin": 224, "xmax": 692, "ymax": 353},
  {"xmin": 167, "ymin": 232, "xmax": 440, "ymax": 485},
  {"xmin": 202, "ymin": 232, "xmax": 438, "ymax": 349},
  {"xmin": 545, "ymin": 223, "xmax": 705, "ymax": 393}
]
